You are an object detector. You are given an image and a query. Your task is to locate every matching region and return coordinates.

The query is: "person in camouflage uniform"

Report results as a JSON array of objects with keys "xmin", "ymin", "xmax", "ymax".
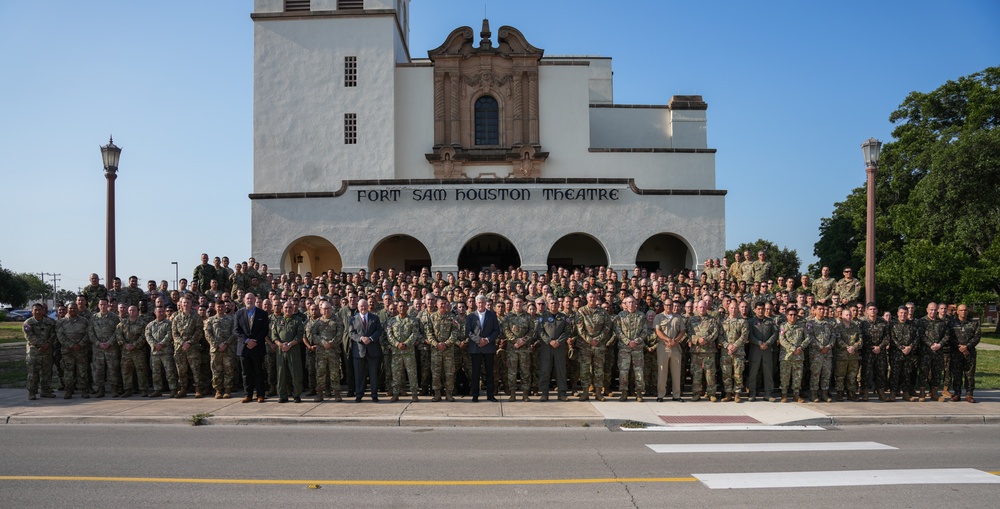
[
  {"xmin": 428, "ymin": 297, "xmax": 462, "ymax": 401},
  {"xmin": 57, "ymin": 302, "xmax": 91, "ymax": 398},
  {"xmin": 537, "ymin": 298, "xmax": 571, "ymax": 402},
  {"xmin": 116, "ymin": 305, "xmax": 150, "ymax": 397},
  {"xmin": 24, "ymin": 303, "xmax": 57, "ymax": 399},
  {"xmin": 375, "ymin": 294, "xmax": 395, "ymax": 395},
  {"xmin": 500, "ymin": 296, "xmax": 534, "ymax": 401},
  {"xmin": 171, "ymin": 296, "xmax": 205, "ymax": 398},
  {"xmin": 145, "ymin": 304, "xmax": 177, "ymax": 397},
  {"xmin": 812, "ymin": 266, "xmax": 836, "ymax": 305},
  {"xmin": 687, "ymin": 300, "xmax": 720, "ymax": 402},
  {"xmin": 719, "ymin": 299, "xmax": 748, "ymax": 402},
  {"xmin": 752, "ymin": 250, "xmax": 772, "ymax": 283},
  {"xmin": 81, "ymin": 273, "xmax": 107, "ymax": 313},
  {"xmin": 888, "ymin": 305, "xmax": 919, "ymax": 401},
  {"xmin": 804, "ymin": 303, "xmax": 835, "ymax": 402},
  {"xmin": 833, "ymin": 307, "xmax": 862, "ymax": 401},
  {"xmin": 305, "ymin": 300, "xmax": 344, "ymax": 402},
  {"xmin": 614, "ymin": 296, "xmax": 647, "ymax": 402},
  {"xmin": 192, "ymin": 253, "xmax": 217, "ymax": 294},
  {"xmin": 729, "ymin": 252, "xmax": 743, "ymax": 282},
  {"xmin": 416, "ymin": 295, "xmax": 435, "ymax": 397},
  {"xmin": 388, "ymin": 300, "xmax": 421, "ymax": 402},
  {"xmin": 204, "ymin": 300, "xmax": 237, "ymax": 399},
  {"xmin": 835, "ymin": 267, "xmax": 862, "ymax": 305},
  {"xmin": 89, "ymin": 298, "xmax": 122, "ymax": 398},
  {"xmin": 271, "ymin": 300, "xmax": 305, "ymax": 403},
  {"xmin": 917, "ymin": 302, "xmax": 949, "ymax": 402},
  {"xmin": 574, "ymin": 292, "xmax": 612, "ymax": 401},
  {"xmin": 778, "ymin": 306, "xmax": 807, "ymax": 403},
  {"xmin": 860, "ymin": 302, "xmax": 890, "ymax": 401},
  {"xmin": 123, "ymin": 275, "xmax": 145, "ymax": 308},
  {"xmin": 949, "ymin": 304, "xmax": 980, "ymax": 403}
]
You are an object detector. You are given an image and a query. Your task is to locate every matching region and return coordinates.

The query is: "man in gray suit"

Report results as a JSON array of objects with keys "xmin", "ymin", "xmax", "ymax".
[
  {"xmin": 465, "ymin": 295, "xmax": 500, "ymax": 402},
  {"xmin": 349, "ymin": 298, "xmax": 382, "ymax": 402}
]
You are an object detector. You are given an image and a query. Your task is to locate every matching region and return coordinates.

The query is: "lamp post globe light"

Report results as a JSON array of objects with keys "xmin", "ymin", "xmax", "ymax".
[
  {"xmin": 100, "ymin": 136, "xmax": 122, "ymax": 287},
  {"xmin": 862, "ymin": 137, "xmax": 882, "ymax": 305}
]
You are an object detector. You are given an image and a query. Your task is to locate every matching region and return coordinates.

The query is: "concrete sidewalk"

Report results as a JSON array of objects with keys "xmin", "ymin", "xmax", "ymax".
[{"xmin": 1, "ymin": 388, "xmax": 996, "ymax": 428}]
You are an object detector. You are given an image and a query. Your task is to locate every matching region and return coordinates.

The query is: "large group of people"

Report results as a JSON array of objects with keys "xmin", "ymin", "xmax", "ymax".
[{"xmin": 21, "ymin": 250, "xmax": 981, "ymax": 406}]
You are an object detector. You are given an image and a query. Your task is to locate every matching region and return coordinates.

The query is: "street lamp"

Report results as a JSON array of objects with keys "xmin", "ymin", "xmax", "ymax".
[
  {"xmin": 100, "ymin": 136, "xmax": 122, "ymax": 287},
  {"xmin": 171, "ymin": 261, "xmax": 179, "ymax": 291},
  {"xmin": 862, "ymin": 137, "xmax": 882, "ymax": 305}
]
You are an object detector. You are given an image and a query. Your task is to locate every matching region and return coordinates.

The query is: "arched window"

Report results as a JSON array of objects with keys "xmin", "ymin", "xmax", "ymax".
[{"xmin": 474, "ymin": 96, "xmax": 499, "ymax": 145}]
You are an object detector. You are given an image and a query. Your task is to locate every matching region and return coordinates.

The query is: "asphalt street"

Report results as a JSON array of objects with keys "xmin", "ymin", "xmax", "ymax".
[{"xmin": 1, "ymin": 424, "xmax": 997, "ymax": 508}]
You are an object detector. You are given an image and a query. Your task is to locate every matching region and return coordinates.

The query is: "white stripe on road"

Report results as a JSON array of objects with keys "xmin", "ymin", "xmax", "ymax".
[
  {"xmin": 622, "ymin": 425, "xmax": 826, "ymax": 432},
  {"xmin": 647, "ymin": 441, "xmax": 895, "ymax": 454},
  {"xmin": 694, "ymin": 468, "xmax": 1000, "ymax": 489}
]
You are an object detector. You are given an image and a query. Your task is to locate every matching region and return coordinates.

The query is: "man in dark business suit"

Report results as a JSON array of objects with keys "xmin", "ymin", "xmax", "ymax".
[
  {"xmin": 235, "ymin": 292, "xmax": 270, "ymax": 403},
  {"xmin": 349, "ymin": 298, "xmax": 382, "ymax": 402},
  {"xmin": 466, "ymin": 294, "xmax": 500, "ymax": 402}
]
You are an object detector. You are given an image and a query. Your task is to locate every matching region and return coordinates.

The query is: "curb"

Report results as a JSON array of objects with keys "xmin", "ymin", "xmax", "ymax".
[{"xmin": 2, "ymin": 414, "xmax": 606, "ymax": 428}]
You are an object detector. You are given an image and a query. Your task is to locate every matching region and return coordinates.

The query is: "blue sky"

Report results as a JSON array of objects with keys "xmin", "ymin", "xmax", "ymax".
[{"xmin": 1, "ymin": 0, "xmax": 997, "ymax": 294}]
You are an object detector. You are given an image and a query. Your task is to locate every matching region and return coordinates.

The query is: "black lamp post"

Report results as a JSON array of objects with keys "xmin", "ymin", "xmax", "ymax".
[{"xmin": 100, "ymin": 136, "xmax": 122, "ymax": 287}]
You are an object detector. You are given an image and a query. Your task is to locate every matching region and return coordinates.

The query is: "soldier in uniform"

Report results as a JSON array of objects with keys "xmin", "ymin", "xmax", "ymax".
[
  {"xmin": 614, "ymin": 296, "xmax": 647, "ymax": 402},
  {"xmin": 145, "ymin": 303, "xmax": 178, "ymax": 397},
  {"xmin": 859, "ymin": 302, "xmax": 890, "ymax": 401},
  {"xmin": 81, "ymin": 273, "xmax": 108, "ymax": 313},
  {"xmin": 500, "ymin": 296, "xmax": 533, "ymax": 401},
  {"xmin": 752, "ymin": 250, "xmax": 772, "ymax": 284},
  {"xmin": 805, "ymin": 303, "xmax": 835, "ymax": 402},
  {"xmin": 778, "ymin": 305, "xmax": 807, "ymax": 403},
  {"xmin": 271, "ymin": 300, "xmax": 305, "ymax": 403},
  {"xmin": 116, "ymin": 305, "xmax": 150, "ymax": 397},
  {"xmin": 687, "ymin": 300, "xmax": 720, "ymax": 402},
  {"xmin": 415, "ymin": 295, "xmax": 435, "ymax": 397},
  {"xmin": 888, "ymin": 305, "xmax": 919, "ymax": 401},
  {"xmin": 388, "ymin": 300, "xmax": 421, "ymax": 402},
  {"xmin": 745, "ymin": 302, "xmax": 777, "ymax": 401},
  {"xmin": 949, "ymin": 304, "xmax": 980, "ymax": 403},
  {"xmin": 375, "ymin": 293, "xmax": 396, "ymax": 396},
  {"xmin": 57, "ymin": 302, "xmax": 91, "ymax": 398},
  {"xmin": 833, "ymin": 307, "xmax": 862, "ymax": 401},
  {"xmin": 123, "ymin": 275, "xmax": 145, "ymax": 308},
  {"xmin": 719, "ymin": 299, "xmax": 748, "ymax": 402},
  {"xmin": 24, "ymin": 303, "xmax": 57, "ymax": 399},
  {"xmin": 917, "ymin": 302, "xmax": 949, "ymax": 402},
  {"xmin": 537, "ymin": 297, "xmax": 571, "ymax": 401},
  {"xmin": 834, "ymin": 267, "xmax": 862, "ymax": 306},
  {"xmin": 204, "ymin": 300, "xmax": 237, "ymax": 399},
  {"xmin": 426, "ymin": 297, "xmax": 461, "ymax": 401},
  {"xmin": 171, "ymin": 296, "xmax": 205, "ymax": 398},
  {"xmin": 89, "ymin": 298, "xmax": 122, "ymax": 398},
  {"xmin": 338, "ymin": 292, "xmax": 359, "ymax": 398},
  {"xmin": 574, "ymin": 292, "xmax": 612, "ymax": 401},
  {"xmin": 306, "ymin": 300, "xmax": 344, "ymax": 402},
  {"xmin": 654, "ymin": 300, "xmax": 686, "ymax": 402},
  {"xmin": 192, "ymin": 253, "xmax": 216, "ymax": 295}
]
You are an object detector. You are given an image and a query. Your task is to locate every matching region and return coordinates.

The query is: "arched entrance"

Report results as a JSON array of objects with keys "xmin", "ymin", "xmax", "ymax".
[
  {"xmin": 546, "ymin": 233, "xmax": 609, "ymax": 269},
  {"xmin": 284, "ymin": 236, "xmax": 343, "ymax": 274},
  {"xmin": 369, "ymin": 235, "xmax": 432, "ymax": 273},
  {"xmin": 635, "ymin": 233, "xmax": 692, "ymax": 277},
  {"xmin": 458, "ymin": 233, "xmax": 521, "ymax": 271}
]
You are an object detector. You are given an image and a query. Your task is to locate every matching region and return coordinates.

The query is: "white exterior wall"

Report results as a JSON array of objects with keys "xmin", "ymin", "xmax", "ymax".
[
  {"xmin": 250, "ymin": 183, "xmax": 725, "ymax": 274},
  {"xmin": 393, "ymin": 65, "xmax": 433, "ymax": 179},
  {"xmin": 589, "ymin": 108, "xmax": 671, "ymax": 149},
  {"xmin": 253, "ymin": 15, "xmax": 400, "ymax": 193}
]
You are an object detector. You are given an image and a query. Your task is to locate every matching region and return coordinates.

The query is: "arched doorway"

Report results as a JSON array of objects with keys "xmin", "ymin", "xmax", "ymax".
[
  {"xmin": 635, "ymin": 233, "xmax": 692, "ymax": 277},
  {"xmin": 458, "ymin": 234, "xmax": 521, "ymax": 271},
  {"xmin": 546, "ymin": 233, "xmax": 609, "ymax": 269},
  {"xmin": 369, "ymin": 235, "xmax": 431, "ymax": 273},
  {"xmin": 284, "ymin": 236, "xmax": 343, "ymax": 274}
]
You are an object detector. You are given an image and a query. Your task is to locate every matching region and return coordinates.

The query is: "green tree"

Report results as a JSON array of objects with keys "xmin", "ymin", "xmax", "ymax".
[
  {"xmin": 813, "ymin": 67, "xmax": 1000, "ymax": 309},
  {"xmin": 725, "ymin": 239, "xmax": 802, "ymax": 279},
  {"xmin": 0, "ymin": 262, "xmax": 28, "ymax": 308}
]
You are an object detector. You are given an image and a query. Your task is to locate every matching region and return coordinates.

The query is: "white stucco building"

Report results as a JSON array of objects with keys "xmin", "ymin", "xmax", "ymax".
[{"xmin": 250, "ymin": 0, "xmax": 725, "ymax": 275}]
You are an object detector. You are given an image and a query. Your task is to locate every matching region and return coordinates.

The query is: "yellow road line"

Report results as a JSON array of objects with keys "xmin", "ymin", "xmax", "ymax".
[{"xmin": 0, "ymin": 475, "xmax": 697, "ymax": 486}]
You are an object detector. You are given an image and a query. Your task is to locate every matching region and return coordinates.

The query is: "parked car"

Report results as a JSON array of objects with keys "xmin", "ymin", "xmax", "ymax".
[{"xmin": 6, "ymin": 309, "xmax": 32, "ymax": 321}]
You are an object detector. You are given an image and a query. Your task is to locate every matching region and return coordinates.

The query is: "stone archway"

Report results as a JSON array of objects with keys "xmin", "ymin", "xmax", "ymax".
[
  {"xmin": 458, "ymin": 233, "xmax": 521, "ymax": 271},
  {"xmin": 546, "ymin": 233, "xmax": 609, "ymax": 269},
  {"xmin": 635, "ymin": 233, "xmax": 693, "ymax": 277},
  {"xmin": 369, "ymin": 235, "xmax": 432, "ymax": 273},
  {"xmin": 283, "ymin": 236, "xmax": 343, "ymax": 274}
]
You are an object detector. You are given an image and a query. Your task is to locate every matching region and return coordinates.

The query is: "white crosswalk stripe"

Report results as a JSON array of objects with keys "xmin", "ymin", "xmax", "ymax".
[
  {"xmin": 647, "ymin": 441, "xmax": 895, "ymax": 453},
  {"xmin": 623, "ymin": 425, "xmax": 826, "ymax": 432},
  {"xmin": 694, "ymin": 468, "xmax": 1000, "ymax": 489}
]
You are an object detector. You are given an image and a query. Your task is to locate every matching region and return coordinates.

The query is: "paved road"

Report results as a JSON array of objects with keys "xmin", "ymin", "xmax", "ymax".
[{"xmin": 1, "ymin": 425, "xmax": 997, "ymax": 508}]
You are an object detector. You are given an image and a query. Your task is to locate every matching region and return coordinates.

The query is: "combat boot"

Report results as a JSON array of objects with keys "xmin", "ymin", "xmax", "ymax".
[
  {"xmin": 434, "ymin": 390, "xmax": 443, "ymax": 402},
  {"xmin": 95, "ymin": 387, "xmax": 105, "ymax": 398},
  {"xmin": 950, "ymin": 393, "xmax": 961, "ymax": 402},
  {"xmin": 930, "ymin": 387, "xmax": 942, "ymax": 402},
  {"xmin": 522, "ymin": 393, "xmax": 530, "ymax": 402},
  {"xmin": 314, "ymin": 392, "xmax": 324, "ymax": 403},
  {"xmin": 795, "ymin": 394, "xmax": 806, "ymax": 403},
  {"xmin": 595, "ymin": 391, "xmax": 605, "ymax": 402},
  {"xmin": 966, "ymin": 393, "xmax": 977, "ymax": 403},
  {"xmin": 875, "ymin": 389, "xmax": 886, "ymax": 401},
  {"xmin": 215, "ymin": 391, "xmax": 224, "ymax": 399},
  {"xmin": 822, "ymin": 390, "xmax": 833, "ymax": 403},
  {"xmin": 722, "ymin": 392, "xmax": 733, "ymax": 402},
  {"xmin": 121, "ymin": 390, "xmax": 133, "ymax": 398},
  {"xmin": 941, "ymin": 387, "xmax": 953, "ymax": 399},
  {"xmin": 917, "ymin": 388, "xmax": 926, "ymax": 402},
  {"xmin": 836, "ymin": 390, "xmax": 845, "ymax": 402},
  {"xmin": 390, "ymin": 394, "xmax": 400, "ymax": 403},
  {"xmin": 64, "ymin": 391, "xmax": 73, "ymax": 399},
  {"xmin": 411, "ymin": 393, "xmax": 419, "ymax": 402},
  {"xmin": 811, "ymin": 390, "xmax": 820, "ymax": 403},
  {"xmin": 175, "ymin": 390, "xmax": 186, "ymax": 398},
  {"xmin": 334, "ymin": 390, "xmax": 342, "ymax": 402},
  {"xmin": 733, "ymin": 393, "xmax": 741, "ymax": 403},
  {"xmin": 41, "ymin": 391, "xmax": 56, "ymax": 398},
  {"xmin": 28, "ymin": 392, "xmax": 37, "ymax": 400},
  {"xmin": 81, "ymin": 391, "xmax": 90, "ymax": 399},
  {"xmin": 636, "ymin": 396, "xmax": 644, "ymax": 402},
  {"xmin": 579, "ymin": 393, "xmax": 589, "ymax": 402},
  {"xmin": 779, "ymin": 392, "xmax": 788, "ymax": 403},
  {"xmin": 619, "ymin": 393, "xmax": 628, "ymax": 402},
  {"xmin": 709, "ymin": 394, "xmax": 719, "ymax": 403},
  {"xmin": 446, "ymin": 391, "xmax": 455, "ymax": 402},
  {"xmin": 691, "ymin": 394, "xmax": 701, "ymax": 402}
]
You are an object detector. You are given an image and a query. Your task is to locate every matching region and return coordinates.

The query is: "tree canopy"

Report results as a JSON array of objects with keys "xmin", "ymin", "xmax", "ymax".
[
  {"xmin": 813, "ymin": 67, "xmax": 1000, "ymax": 309},
  {"xmin": 0, "ymin": 263, "xmax": 52, "ymax": 308}
]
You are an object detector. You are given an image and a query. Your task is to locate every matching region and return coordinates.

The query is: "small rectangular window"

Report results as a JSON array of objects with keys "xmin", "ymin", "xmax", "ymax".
[
  {"xmin": 344, "ymin": 56, "xmax": 357, "ymax": 87},
  {"xmin": 345, "ymin": 113, "xmax": 357, "ymax": 145},
  {"xmin": 338, "ymin": 0, "xmax": 363, "ymax": 10},
  {"xmin": 285, "ymin": 0, "xmax": 311, "ymax": 12}
]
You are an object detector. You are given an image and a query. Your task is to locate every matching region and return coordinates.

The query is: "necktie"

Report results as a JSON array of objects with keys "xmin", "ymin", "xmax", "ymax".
[{"xmin": 362, "ymin": 315, "xmax": 367, "ymax": 331}]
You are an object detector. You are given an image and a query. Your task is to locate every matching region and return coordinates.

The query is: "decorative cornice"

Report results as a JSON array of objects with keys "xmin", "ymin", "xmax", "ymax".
[
  {"xmin": 249, "ymin": 178, "xmax": 726, "ymax": 200},
  {"xmin": 588, "ymin": 148, "xmax": 717, "ymax": 153},
  {"xmin": 250, "ymin": 9, "xmax": 409, "ymax": 61}
]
